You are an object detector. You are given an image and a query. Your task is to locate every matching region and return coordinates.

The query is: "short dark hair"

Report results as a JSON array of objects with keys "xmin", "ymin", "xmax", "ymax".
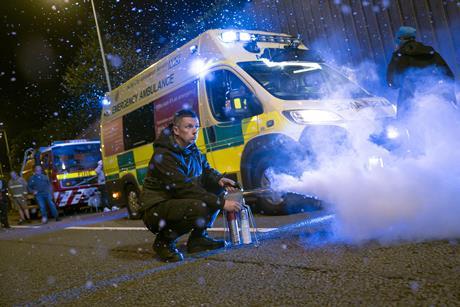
[{"xmin": 173, "ymin": 109, "xmax": 198, "ymax": 126}]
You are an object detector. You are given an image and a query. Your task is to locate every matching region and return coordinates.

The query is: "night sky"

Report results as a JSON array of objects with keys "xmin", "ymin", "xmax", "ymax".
[
  {"xmin": 1, "ymin": 0, "xmax": 93, "ymax": 133},
  {"xmin": 0, "ymin": 0, "xmax": 248, "ymax": 167}
]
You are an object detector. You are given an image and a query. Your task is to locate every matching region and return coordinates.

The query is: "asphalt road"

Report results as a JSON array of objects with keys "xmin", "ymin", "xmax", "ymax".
[{"xmin": 1, "ymin": 209, "xmax": 459, "ymax": 306}]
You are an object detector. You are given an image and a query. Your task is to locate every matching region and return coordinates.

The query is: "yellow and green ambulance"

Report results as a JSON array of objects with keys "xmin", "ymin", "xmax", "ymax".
[{"xmin": 101, "ymin": 29, "xmax": 395, "ymax": 217}]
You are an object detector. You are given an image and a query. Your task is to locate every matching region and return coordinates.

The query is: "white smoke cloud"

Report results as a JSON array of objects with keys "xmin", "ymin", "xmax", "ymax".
[{"xmin": 271, "ymin": 71, "xmax": 460, "ymax": 244}]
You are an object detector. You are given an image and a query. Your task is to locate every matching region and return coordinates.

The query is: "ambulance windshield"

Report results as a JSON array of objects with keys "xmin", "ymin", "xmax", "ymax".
[
  {"xmin": 52, "ymin": 143, "xmax": 101, "ymax": 173},
  {"xmin": 238, "ymin": 61, "xmax": 371, "ymax": 100}
]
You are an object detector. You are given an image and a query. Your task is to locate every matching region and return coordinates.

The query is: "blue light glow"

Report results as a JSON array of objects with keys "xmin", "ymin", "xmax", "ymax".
[{"xmin": 102, "ymin": 97, "xmax": 111, "ymax": 106}]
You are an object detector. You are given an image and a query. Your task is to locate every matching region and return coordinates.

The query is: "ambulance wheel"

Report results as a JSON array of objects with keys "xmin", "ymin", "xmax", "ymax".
[
  {"xmin": 252, "ymin": 156, "xmax": 322, "ymax": 215},
  {"xmin": 125, "ymin": 185, "xmax": 141, "ymax": 220},
  {"xmin": 252, "ymin": 156, "xmax": 290, "ymax": 215}
]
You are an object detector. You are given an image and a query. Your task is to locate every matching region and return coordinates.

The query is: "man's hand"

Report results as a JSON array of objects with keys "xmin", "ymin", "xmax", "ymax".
[
  {"xmin": 218, "ymin": 177, "xmax": 240, "ymax": 193},
  {"xmin": 223, "ymin": 199, "xmax": 242, "ymax": 212}
]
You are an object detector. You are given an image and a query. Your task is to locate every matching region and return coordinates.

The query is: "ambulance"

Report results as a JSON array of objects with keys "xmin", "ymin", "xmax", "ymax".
[
  {"xmin": 22, "ymin": 140, "xmax": 102, "ymax": 208},
  {"xmin": 100, "ymin": 29, "xmax": 395, "ymax": 217}
]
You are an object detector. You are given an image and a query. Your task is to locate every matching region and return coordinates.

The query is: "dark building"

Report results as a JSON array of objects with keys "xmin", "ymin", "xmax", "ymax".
[{"xmin": 244, "ymin": 0, "xmax": 459, "ymax": 81}]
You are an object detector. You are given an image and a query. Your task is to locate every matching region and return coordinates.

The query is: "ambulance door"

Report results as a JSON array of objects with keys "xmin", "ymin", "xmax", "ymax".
[{"xmin": 203, "ymin": 68, "xmax": 263, "ymax": 175}]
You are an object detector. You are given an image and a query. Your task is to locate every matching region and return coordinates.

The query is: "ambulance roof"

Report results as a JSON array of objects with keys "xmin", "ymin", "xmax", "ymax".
[
  {"xmin": 103, "ymin": 29, "xmax": 308, "ymax": 119},
  {"xmin": 113, "ymin": 29, "xmax": 300, "ymax": 92}
]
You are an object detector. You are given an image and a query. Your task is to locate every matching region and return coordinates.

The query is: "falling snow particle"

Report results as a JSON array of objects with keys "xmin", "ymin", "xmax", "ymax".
[
  {"xmin": 197, "ymin": 276, "xmax": 206, "ymax": 286},
  {"xmin": 341, "ymin": 5, "xmax": 352, "ymax": 14},
  {"xmin": 410, "ymin": 281, "xmax": 420, "ymax": 293},
  {"xmin": 195, "ymin": 218, "xmax": 206, "ymax": 228},
  {"xmin": 47, "ymin": 276, "xmax": 56, "ymax": 285}
]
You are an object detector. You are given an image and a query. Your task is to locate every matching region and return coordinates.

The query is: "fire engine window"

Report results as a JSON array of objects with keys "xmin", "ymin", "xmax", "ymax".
[
  {"xmin": 41, "ymin": 152, "xmax": 51, "ymax": 170},
  {"xmin": 123, "ymin": 103, "xmax": 155, "ymax": 150},
  {"xmin": 205, "ymin": 69, "xmax": 262, "ymax": 122},
  {"xmin": 52, "ymin": 143, "xmax": 100, "ymax": 173}
]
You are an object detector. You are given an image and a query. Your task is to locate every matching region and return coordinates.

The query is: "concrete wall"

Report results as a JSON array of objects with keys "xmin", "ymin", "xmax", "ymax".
[{"xmin": 245, "ymin": 0, "xmax": 459, "ymax": 78}]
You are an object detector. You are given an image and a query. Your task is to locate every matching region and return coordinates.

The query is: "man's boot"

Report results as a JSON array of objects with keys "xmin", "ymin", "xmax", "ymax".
[
  {"xmin": 153, "ymin": 233, "xmax": 183, "ymax": 262},
  {"xmin": 187, "ymin": 229, "xmax": 226, "ymax": 254}
]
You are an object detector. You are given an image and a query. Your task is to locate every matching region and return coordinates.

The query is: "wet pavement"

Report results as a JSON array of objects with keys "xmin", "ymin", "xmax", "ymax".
[{"xmin": 1, "ymin": 209, "xmax": 459, "ymax": 306}]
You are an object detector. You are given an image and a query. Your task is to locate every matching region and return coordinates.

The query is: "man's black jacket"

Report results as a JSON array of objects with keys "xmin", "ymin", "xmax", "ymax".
[
  {"xmin": 387, "ymin": 40, "xmax": 454, "ymax": 89},
  {"xmin": 0, "ymin": 179, "xmax": 7, "ymax": 204},
  {"xmin": 386, "ymin": 40, "xmax": 455, "ymax": 116},
  {"xmin": 140, "ymin": 125, "xmax": 224, "ymax": 212}
]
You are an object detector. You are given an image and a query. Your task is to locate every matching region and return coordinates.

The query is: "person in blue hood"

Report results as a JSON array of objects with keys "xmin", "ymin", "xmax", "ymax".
[
  {"xmin": 387, "ymin": 26, "xmax": 456, "ymax": 119},
  {"xmin": 140, "ymin": 109, "xmax": 242, "ymax": 262}
]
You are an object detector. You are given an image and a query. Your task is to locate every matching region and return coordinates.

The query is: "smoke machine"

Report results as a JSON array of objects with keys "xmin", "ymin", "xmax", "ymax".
[{"xmin": 223, "ymin": 190, "xmax": 259, "ymax": 247}]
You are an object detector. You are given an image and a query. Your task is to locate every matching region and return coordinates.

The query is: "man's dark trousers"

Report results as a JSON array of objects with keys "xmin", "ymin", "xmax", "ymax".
[
  {"xmin": 143, "ymin": 198, "xmax": 220, "ymax": 240},
  {"xmin": 0, "ymin": 200, "xmax": 9, "ymax": 227}
]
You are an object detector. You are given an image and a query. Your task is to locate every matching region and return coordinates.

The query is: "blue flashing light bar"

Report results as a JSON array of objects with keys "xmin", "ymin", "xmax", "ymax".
[
  {"xmin": 219, "ymin": 31, "xmax": 298, "ymax": 45},
  {"xmin": 102, "ymin": 97, "xmax": 111, "ymax": 106}
]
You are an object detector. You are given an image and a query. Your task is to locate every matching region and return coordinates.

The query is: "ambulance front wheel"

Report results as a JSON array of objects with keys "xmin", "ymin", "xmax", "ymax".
[
  {"xmin": 252, "ymin": 157, "xmax": 290, "ymax": 215},
  {"xmin": 125, "ymin": 185, "xmax": 141, "ymax": 220}
]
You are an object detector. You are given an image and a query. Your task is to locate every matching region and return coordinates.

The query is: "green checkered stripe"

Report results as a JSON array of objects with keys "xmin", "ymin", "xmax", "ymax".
[
  {"xmin": 203, "ymin": 122, "xmax": 244, "ymax": 152},
  {"xmin": 106, "ymin": 151, "xmax": 150, "ymax": 186}
]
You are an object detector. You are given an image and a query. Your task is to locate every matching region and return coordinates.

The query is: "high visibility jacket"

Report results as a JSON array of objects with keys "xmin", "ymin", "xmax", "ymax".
[{"xmin": 8, "ymin": 177, "xmax": 28, "ymax": 198}]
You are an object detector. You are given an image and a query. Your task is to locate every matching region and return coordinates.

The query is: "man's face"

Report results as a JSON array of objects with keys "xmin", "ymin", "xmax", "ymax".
[
  {"xmin": 173, "ymin": 116, "xmax": 200, "ymax": 148},
  {"xmin": 35, "ymin": 166, "xmax": 42, "ymax": 175}
]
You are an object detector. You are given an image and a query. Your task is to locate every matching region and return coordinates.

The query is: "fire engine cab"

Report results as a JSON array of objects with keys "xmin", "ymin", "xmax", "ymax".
[{"xmin": 22, "ymin": 139, "xmax": 102, "ymax": 208}]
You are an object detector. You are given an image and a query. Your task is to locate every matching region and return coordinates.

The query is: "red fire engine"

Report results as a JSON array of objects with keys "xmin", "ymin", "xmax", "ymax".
[{"xmin": 22, "ymin": 140, "xmax": 102, "ymax": 208}]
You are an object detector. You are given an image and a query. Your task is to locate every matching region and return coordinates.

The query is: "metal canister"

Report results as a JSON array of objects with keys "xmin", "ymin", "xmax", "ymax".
[
  {"xmin": 226, "ymin": 211, "xmax": 241, "ymax": 245},
  {"xmin": 239, "ymin": 206, "xmax": 252, "ymax": 244}
]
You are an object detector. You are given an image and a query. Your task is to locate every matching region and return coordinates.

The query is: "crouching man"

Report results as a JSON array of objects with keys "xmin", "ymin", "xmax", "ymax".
[{"xmin": 140, "ymin": 109, "xmax": 242, "ymax": 262}]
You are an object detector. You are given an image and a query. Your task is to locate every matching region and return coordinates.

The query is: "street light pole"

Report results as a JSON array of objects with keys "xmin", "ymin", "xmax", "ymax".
[
  {"xmin": 0, "ymin": 124, "xmax": 12, "ymax": 176},
  {"xmin": 88, "ymin": 0, "xmax": 112, "ymax": 92}
]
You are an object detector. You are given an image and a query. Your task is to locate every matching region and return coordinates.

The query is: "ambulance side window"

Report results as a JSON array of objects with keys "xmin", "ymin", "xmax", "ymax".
[
  {"xmin": 123, "ymin": 103, "xmax": 155, "ymax": 150},
  {"xmin": 205, "ymin": 70, "xmax": 262, "ymax": 122}
]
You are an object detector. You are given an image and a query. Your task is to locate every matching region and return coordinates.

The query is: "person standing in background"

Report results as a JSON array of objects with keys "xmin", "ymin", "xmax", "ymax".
[
  {"xmin": 8, "ymin": 171, "xmax": 31, "ymax": 224},
  {"xmin": 28, "ymin": 165, "xmax": 60, "ymax": 224},
  {"xmin": 387, "ymin": 26, "xmax": 456, "ymax": 120},
  {"xmin": 0, "ymin": 177, "xmax": 11, "ymax": 229},
  {"xmin": 95, "ymin": 160, "xmax": 111, "ymax": 211}
]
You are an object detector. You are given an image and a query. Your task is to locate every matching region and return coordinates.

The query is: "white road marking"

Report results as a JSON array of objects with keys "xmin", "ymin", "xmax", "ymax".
[
  {"xmin": 11, "ymin": 225, "xmax": 42, "ymax": 229},
  {"xmin": 63, "ymin": 226, "xmax": 276, "ymax": 232},
  {"xmin": 11, "ymin": 215, "xmax": 334, "ymax": 232}
]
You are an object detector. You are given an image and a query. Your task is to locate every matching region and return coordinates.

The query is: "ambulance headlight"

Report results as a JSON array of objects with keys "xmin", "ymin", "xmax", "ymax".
[
  {"xmin": 285, "ymin": 110, "xmax": 342, "ymax": 124},
  {"xmin": 112, "ymin": 192, "xmax": 121, "ymax": 199},
  {"xmin": 385, "ymin": 125, "xmax": 399, "ymax": 139},
  {"xmin": 239, "ymin": 32, "xmax": 251, "ymax": 42},
  {"xmin": 221, "ymin": 31, "xmax": 237, "ymax": 43}
]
